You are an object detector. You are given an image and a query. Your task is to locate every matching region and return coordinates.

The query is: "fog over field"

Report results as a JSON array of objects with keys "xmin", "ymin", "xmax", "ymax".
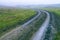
[{"xmin": 0, "ymin": 0, "xmax": 60, "ymax": 6}]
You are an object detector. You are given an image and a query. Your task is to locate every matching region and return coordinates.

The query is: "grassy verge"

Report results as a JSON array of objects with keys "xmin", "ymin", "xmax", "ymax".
[
  {"xmin": 0, "ymin": 8, "xmax": 36, "ymax": 37},
  {"xmin": 42, "ymin": 8, "xmax": 60, "ymax": 40},
  {"xmin": 17, "ymin": 12, "xmax": 47, "ymax": 40}
]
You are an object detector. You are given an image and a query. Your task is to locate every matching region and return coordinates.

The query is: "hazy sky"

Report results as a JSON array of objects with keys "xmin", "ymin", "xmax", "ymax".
[{"xmin": 0, "ymin": 0, "xmax": 60, "ymax": 6}]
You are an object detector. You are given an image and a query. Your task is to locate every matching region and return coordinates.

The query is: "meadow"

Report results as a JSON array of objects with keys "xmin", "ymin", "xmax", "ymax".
[{"xmin": 0, "ymin": 8, "xmax": 36, "ymax": 37}]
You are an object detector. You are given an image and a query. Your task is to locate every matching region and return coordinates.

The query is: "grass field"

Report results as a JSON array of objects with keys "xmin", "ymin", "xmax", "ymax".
[
  {"xmin": 42, "ymin": 8, "xmax": 60, "ymax": 40},
  {"xmin": 0, "ymin": 8, "xmax": 36, "ymax": 37}
]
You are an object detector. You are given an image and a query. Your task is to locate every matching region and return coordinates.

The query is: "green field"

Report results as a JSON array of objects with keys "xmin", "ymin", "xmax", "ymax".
[
  {"xmin": 42, "ymin": 8, "xmax": 60, "ymax": 40},
  {"xmin": 0, "ymin": 8, "xmax": 36, "ymax": 36}
]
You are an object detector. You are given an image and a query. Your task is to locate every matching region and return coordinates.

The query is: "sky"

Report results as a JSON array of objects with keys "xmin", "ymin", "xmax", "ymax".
[{"xmin": 0, "ymin": 0, "xmax": 60, "ymax": 6}]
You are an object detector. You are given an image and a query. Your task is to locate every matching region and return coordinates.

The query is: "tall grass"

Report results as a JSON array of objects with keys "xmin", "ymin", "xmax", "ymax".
[{"xmin": 0, "ymin": 8, "xmax": 36, "ymax": 36}]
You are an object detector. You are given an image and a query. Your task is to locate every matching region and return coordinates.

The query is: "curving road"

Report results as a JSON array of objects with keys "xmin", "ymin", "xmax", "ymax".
[
  {"xmin": 30, "ymin": 10, "xmax": 50, "ymax": 40},
  {"xmin": 0, "ymin": 10, "xmax": 41, "ymax": 40},
  {"xmin": 0, "ymin": 10, "xmax": 51, "ymax": 40}
]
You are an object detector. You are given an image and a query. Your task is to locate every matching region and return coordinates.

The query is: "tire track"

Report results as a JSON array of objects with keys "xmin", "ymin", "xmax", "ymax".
[{"xmin": 30, "ymin": 10, "xmax": 50, "ymax": 40}]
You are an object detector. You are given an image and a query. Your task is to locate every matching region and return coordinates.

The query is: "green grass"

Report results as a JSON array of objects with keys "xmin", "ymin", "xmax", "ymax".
[
  {"xmin": 0, "ymin": 8, "xmax": 36, "ymax": 37},
  {"xmin": 42, "ymin": 8, "xmax": 60, "ymax": 40}
]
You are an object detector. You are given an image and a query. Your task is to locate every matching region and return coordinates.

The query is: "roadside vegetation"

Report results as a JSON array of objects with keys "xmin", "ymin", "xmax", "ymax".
[
  {"xmin": 0, "ymin": 8, "xmax": 36, "ymax": 37},
  {"xmin": 42, "ymin": 8, "xmax": 60, "ymax": 40}
]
